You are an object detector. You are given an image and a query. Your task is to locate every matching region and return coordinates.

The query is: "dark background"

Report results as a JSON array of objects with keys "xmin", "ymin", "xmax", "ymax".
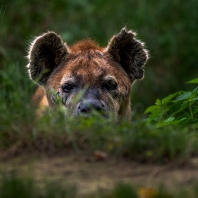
[{"xmin": 1, "ymin": 0, "xmax": 198, "ymax": 113}]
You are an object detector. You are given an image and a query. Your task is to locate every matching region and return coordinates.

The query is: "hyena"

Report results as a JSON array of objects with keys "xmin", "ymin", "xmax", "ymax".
[{"xmin": 27, "ymin": 28, "xmax": 148, "ymax": 120}]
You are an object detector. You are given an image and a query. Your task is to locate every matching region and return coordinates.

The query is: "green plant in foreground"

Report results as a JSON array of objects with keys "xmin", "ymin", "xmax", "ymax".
[
  {"xmin": 1, "ymin": 174, "xmax": 198, "ymax": 198},
  {"xmin": 1, "ymin": 62, "xmax": 198, "ymax": 162},
  {"xmin": 1, "ymin": 111, "xmax": 197, "ymax": 162},
  {"xmin": 0, "ymin": 174, "xmax": 77, "ymax": 198},
  {"xmin": 145, "ymin": 78, "xmax": 198, "ymax": 127}
]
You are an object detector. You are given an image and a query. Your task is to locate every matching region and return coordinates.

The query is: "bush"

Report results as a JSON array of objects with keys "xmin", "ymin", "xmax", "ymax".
[{"xmin": 145, "ymin": 78, "xmax": 198, "ymax": 128}]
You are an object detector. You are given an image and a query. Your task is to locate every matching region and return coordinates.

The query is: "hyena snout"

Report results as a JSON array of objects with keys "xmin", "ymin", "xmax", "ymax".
[{"xmin": 78, "ymin": 99, "xmax": 105, "ymax": 115}]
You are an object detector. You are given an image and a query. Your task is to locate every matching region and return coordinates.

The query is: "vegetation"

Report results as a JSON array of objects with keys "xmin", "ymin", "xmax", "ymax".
[
  {"xmin": 1, "ymin": 38, "xmax": 198, "ymax": 161},
  {"xmin": 1, "ymin": 174, "xmax": 198, "ymax": 198},
  {"xmin": 1, "ymin": 0, "xmax": 198, "ymax": 197},
  {"xmin": 1, "ymin": 62, "xmax": 198, "ymax": 163},
  {"xmin": 145, "ymin": 78, "xmax": 198, "ymax": 127}
]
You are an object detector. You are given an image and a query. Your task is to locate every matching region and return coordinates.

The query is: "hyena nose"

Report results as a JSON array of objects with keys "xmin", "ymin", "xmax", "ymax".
[{"xmin": 78, "ymin": 99, "xmax": 105, "ymax": 114}]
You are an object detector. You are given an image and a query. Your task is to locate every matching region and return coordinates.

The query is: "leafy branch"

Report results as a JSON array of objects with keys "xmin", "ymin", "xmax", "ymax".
[{"xmin": 145, "ymin": 78, "xmax": 198, "ymax": 127}]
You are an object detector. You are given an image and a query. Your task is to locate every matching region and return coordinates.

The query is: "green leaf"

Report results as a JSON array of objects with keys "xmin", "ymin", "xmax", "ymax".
[
  {"xmin": 189, "ymin": 97, "xmax": 198, "ymax": 101},
  {"xmin": 144, "ymin": 105, "xmax": 159, "ymax": 114},
  {"xmin": 157, "ymin": 119, "xmax": 181, "ymax": 127},
  {"xmin": 164, "ymin": 117, "xmax": 175, "ymax": 122},
  {"xmin": 187, "ymin": 78, "xmax": 198, "ymax": 84},
  {"xmin": 180, "ymin": 117, "xmax": 188, "ymax": 121},
  {"xmin": 175, "ymin": 92, "xmax": 192, "ymax": 101},
  {"xmin": 155, "ymin": 99, "xmax": 161, "ymax": 105},
  {"xmin": 147, "ymin": 108, "xmax": 163, "ymax": 121},
  {"xmin": 169, "ymin": 103, "xmax": 189, "ymax": 117},
  {"xmin": 162, "ymin": 93, "xmax": 178, "ymax": 104}
]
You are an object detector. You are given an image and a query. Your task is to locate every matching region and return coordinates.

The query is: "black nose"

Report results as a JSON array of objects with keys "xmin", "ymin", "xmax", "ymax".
[{"xmin": 78, "ymin": 99, "xmax": 105, "ymax": 114}]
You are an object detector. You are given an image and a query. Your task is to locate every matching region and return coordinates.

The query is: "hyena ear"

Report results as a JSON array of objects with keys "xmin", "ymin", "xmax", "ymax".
[
  {"xmin": 106, "ymin": 28, "xmax": 148, "ymax": 81},
  {"xmin": 27, "ymin": 32, "xmax": 69, "ymax": 85}
]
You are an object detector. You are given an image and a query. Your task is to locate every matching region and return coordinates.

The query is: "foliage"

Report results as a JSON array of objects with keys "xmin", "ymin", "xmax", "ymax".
[
  {"xmin": 0, "ymin": 174, "xmax": 77, "ymax": 198},
  {"xmin": 0, "ymin": 174, "xmax": 198, "ymax": 198},
  {"xmin": 1, "ymin": 63, "xmax": 198, "ymax": 163},
  {"xmin": 1, "ymin": 1, "xmax": 198, "ymax": 196},
  {"xmin": 145, "ymin": 78, "xmax": 198, "ymax": 128}
]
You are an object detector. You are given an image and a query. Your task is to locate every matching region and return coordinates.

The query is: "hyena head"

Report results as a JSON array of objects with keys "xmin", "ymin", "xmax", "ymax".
[{"xmin": 27, "ymin": 28, "xmax": 148, "ymax": 120}]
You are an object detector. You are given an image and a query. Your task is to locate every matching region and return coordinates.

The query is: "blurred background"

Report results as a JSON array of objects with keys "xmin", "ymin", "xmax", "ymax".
[{"xmin": 1, "ymin": 0, "xmax": 198, "ymax": 114}]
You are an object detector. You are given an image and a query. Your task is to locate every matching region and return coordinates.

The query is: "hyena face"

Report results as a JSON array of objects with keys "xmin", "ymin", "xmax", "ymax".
[
  {"xmin": 46, "ymin": 51, "xmax": 131, "ymax": 119},
  {"xmin": 27, "ymin": 28, "xmax": 148, "ymax": 120}
]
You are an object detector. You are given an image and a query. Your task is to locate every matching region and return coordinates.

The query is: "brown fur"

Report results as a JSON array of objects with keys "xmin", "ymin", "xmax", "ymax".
[
  {"xmin": 70, "ymin": 40, "xmax": 102, "ymax": 52},
  {"xmin": 27, "ymin": 28, "xmax": 148, "ymax": 120}
]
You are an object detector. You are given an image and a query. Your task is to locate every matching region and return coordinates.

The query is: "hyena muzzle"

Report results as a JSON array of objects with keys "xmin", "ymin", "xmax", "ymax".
[{"xmin": 27, "ymin": 28, "xmax": 148, "ymax": 120}]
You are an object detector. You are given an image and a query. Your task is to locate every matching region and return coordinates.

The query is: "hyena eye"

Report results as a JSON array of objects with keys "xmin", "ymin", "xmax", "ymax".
[
  {"xmin": 62, "ymin": 83, "xmax": 75, "ymax": 92},
  {"xmin": 104, "ymin": 80, "xmax": 118, "ymax": 90}
]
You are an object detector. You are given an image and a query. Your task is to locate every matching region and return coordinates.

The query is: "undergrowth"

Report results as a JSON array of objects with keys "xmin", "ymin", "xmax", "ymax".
[
  {"xmin": 0, "ymin": 64, "xmax": 198, "ymax": 162},
  {"xmin": 1, "ymin": 1, "xmax": 198, "ymax": 196},
  {"xmin": 145, "ymin": 78, "xmax": 198, "ymax": 127},
  {"xmin": 0, "ymin": 174, "xmax": 198, "ymax": 198},
  {"xmin": 2, "ymin": 111, "xmax": 198, "ymax": 162},
  {"xmin": 1, "ymin": 63, "xmax": 198, "ymax": 162}
]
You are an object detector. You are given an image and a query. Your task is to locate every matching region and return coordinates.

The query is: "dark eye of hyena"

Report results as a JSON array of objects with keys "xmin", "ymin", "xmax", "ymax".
[
  {"xmin": 103, "ymin": 79, "xmax": 118, "ymax": 91},
  {"xmin": 61, "ymin": 83, "xmax": 76, "ymax": 93}
]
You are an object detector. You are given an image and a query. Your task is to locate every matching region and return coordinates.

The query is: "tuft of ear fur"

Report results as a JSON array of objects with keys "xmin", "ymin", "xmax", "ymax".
[
  {"xmin": 27, "ymin": 32, "xmax": 69, "ymax": 85},
  {"xmin": 106, "ymin": 28, "xmax": 148, "ymax": 82}
]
